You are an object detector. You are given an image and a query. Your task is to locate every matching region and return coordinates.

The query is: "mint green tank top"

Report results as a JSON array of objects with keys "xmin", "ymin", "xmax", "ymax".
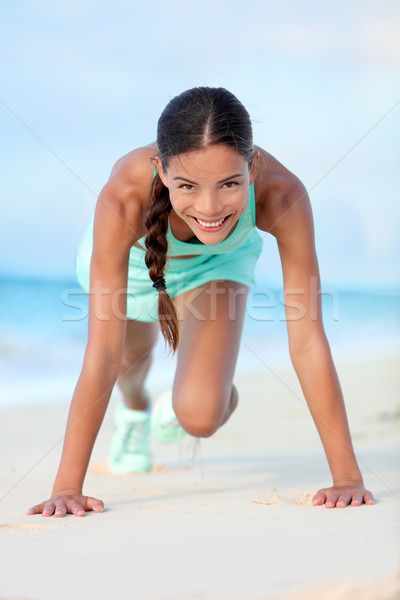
[{"xmin": 137, "ymin": 182, "xmax": 257, "ymax": 257}]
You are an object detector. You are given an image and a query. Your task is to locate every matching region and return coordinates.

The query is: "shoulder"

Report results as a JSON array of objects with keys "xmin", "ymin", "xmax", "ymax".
[
  {"xmin": 108, "ymin": 142, "xmax": 157, "ymax": 184},
  {"xmin": 94, "ymin": 143, "xmax": 158, "ymax": 235},
  {"xmin": 253, "ymin": 145, "xmax": 313, "ymax": 245},
  {"xmin": 104, "ymin": 143, "xmax": 157, "ymax": 215}
]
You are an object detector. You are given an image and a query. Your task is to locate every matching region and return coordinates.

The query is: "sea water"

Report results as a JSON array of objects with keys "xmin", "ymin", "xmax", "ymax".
[{"xmin": 0, "ymin": 277, "xmax": 399, "ymax": 408}]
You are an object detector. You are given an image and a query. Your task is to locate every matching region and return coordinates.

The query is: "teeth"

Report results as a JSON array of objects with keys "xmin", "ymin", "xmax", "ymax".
[{"xmin": 196, "ymin": 217, "xmax": 226, "ymax": 228}]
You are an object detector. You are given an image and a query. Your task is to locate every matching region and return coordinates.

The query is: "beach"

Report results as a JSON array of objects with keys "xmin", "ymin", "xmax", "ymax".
[
  {"xmin": 1, "ymin": 344, "xmax": 399, "ymax": 600},
  {"xmin": 1, "ymin": 1, "xmax": 399, "ymax": 597}
]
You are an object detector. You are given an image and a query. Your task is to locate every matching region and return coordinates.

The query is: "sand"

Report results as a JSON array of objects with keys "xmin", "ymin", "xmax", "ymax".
[{"xmin": 0, "ymin": 349, "xmax": 399, "ymax": 600}]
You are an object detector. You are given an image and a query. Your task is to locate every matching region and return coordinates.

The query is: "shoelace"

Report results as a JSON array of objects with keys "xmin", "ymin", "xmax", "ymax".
[
  {"xmin": 122, "ymin": 421, "xmax": 148, "ymax": 454},
  {"xmin": 160, "ymin": 400, "xmax": 184, "ymax": 431},
  {"xmin": 161, "ymin": 416, "xmax": 180, "ymax": 430},
  {"xmin": 177, "ymin": 437, "xmax": 205, "ymax": 478}
]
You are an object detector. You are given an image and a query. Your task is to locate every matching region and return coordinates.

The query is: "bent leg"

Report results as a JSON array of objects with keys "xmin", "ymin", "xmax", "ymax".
[{"xmin": 172, "ymin": 280, "xmax": 248, "ymax": 437}]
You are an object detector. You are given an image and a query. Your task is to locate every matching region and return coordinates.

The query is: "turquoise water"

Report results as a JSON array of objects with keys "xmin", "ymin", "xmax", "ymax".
[{"xmin": 1, "ymin": 277, "xmax": 399, "ymax": 408}]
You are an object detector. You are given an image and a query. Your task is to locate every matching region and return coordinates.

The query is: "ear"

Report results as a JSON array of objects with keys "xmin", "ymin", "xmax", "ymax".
[
  {"xmin": 155, "ymin": 156, "xmax": 169, "ymax": 188},
  {"xmin": 249, "ymin": 151, "xmax": 259, "ymax": 185}
]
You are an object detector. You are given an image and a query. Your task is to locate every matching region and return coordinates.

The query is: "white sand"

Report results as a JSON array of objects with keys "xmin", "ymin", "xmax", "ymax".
[{"xmin": 0, "ymin": 349, "xmax": 399, "ymax": 600}]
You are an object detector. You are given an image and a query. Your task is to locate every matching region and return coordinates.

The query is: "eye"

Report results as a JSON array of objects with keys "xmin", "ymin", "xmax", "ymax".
[
  {"xmin": 179, "ymin": 184, "xmax": 195, "ymax": 190},
  {"xmin": 223, "ymin": 181, "xmax": 239, "ymax": 188}
]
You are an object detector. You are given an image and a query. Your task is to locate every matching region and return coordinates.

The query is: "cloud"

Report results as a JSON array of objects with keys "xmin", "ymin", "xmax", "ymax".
[{"xmin": 1, "ymin": 0, "xmax": 399, "ymax": 286}]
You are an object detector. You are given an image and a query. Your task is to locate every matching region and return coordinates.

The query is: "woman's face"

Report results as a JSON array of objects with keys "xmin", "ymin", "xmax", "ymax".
[{"xmin": 156, "ymin": 144, "xmax": 258, "ymax": 245}]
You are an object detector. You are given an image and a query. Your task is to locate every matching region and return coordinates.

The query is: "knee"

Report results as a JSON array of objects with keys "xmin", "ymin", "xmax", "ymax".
[
  {"xmin": 178, "ymin": 413, "xmax": 219, "ymax": 438},
  {"xmin": 119, "ymin": 346, "xmax": 153, "ymax": 373},
  {"xmin": 173, "ymin": 392, "xmax": 228, "ymax": 438}
]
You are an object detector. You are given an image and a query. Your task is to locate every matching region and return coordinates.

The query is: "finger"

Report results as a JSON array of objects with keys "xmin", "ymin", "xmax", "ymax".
[
  {"xmin": 54, "ymin": 503, "xmax": 67, "ymax": 518},
  {"xmin": 349, "ymin": 491, "xmax": 364, "ymax": 506},
  {"xmin": 70, "ymin": 502, "xmax": 86, "ymax": 518},
  {"xmin": 325, "ymin": 492, "xmax": 340, "ymax": 508},
  {"xmin": 363, "ymin": 491, "xmax": 374, "ymax": 505},
  {"xmin": 336, "ymin": 492, "xmax": 354, "ymax": 508},
  {"xmin": 85, "ymin": 497, "xmax": 104, "ymax": 513},
  {"xmin": 42, "ymin": 502, "xmax": 56, "ymax": 517},
  {"xmin": 312, "ymin": 490, "xmax": 327, "ymax": 506},
  {"xmin": 26, "ymin": 504, "xmax": 43, "ymax": 515}
]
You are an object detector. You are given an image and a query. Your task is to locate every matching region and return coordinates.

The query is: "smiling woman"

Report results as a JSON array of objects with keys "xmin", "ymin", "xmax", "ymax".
[
  {"xmin": 159, "ymin": 145, "xmax": 253, "ymax": 239},
  {"xmin": 141, "ymin": 88, "xmax": 261, "ymax": 350},
  {"xmin": 26, "ymin": 86, "xmax": 374, "ymax": 519}
]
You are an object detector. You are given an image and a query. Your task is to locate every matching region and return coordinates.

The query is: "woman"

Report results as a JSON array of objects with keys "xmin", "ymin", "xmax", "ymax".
[{"xmin": 27, "ymin": 87, "xmax": 374, "ymax": 518}]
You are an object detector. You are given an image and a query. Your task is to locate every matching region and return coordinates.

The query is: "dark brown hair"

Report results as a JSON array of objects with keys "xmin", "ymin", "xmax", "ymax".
[{"xmin": 144, "ymin": 87, "xmax": 254, "ymax": 353}]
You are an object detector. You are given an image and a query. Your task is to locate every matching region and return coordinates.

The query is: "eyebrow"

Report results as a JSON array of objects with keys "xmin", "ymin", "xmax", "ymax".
[{"xmin": 173, "ymin": 173, "xmax": 244, "ymax": 185}]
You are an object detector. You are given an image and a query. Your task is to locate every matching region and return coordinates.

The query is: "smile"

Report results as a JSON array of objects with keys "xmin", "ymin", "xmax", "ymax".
[{"xmin": 193, "ymin": 215, "xmax": 231, "ymax": 230}]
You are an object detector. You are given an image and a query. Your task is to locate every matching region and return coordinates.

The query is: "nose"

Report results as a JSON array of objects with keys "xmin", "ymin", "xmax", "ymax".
[{"xmin": 193, "ymin": 194, "xmax": 224, "ymax": 219}]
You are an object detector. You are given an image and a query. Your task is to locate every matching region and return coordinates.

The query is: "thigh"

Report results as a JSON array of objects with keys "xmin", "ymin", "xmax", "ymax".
[
  {"xmin": 122, "ymin": 318, "xmax": 159, "ymax": 363},
  {"xmin": 172, "ymin": 280, "xmax": 248, "ymax": 419}
]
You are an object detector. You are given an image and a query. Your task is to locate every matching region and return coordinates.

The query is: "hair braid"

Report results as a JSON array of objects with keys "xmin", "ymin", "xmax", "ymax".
[
  {"xmin": 143, "ymin": 86, "xmax": 254, "ymax": 351},
  {"xmin": 144, "ymin": 172, "xmax": 179, "ymax": 353}
]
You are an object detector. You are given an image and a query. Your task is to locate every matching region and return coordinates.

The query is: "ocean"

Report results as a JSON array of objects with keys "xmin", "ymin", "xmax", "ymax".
[{"xmin": 0, "ymin": 277, "xmax": 399, "ymax": 409}]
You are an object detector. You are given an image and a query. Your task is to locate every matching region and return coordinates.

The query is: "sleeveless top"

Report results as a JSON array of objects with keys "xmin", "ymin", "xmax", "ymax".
[{"xmin": 136, "ymin": 181, "xmax": 258, "ymax": 257}]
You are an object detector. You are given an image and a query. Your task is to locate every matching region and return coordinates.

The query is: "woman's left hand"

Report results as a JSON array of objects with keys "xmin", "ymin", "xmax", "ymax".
[{"xmin": 312, "ymin": 482, "xmax": 374, "ymax": 508}]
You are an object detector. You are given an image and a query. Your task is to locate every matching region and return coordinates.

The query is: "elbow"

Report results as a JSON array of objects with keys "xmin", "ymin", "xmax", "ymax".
[
  {"xmin": 82, "ymin": 344, "xmax": 123, "ymax": 384},
  {"xmin": 288, "ymin": 330, "xmax": 331, "ymax": 363}
]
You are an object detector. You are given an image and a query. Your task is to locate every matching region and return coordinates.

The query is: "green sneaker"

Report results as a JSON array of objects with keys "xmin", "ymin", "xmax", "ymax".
[
  {"xmin": 108, "ymin": 401, "xmax": 152, "ymax": 473},
  {"xmin": 151, "ymin": 390, "xmax": 187, "ymax": 444}
]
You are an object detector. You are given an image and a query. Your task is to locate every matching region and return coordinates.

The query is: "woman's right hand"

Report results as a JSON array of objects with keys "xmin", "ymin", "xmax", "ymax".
[{"xmin": 26, "ymin": 489, "xmax": 104, "ymax": 518}]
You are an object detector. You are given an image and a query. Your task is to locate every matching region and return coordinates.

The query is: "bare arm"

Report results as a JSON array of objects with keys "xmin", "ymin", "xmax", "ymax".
[
  {"xmin": 51, "ymin": 202, "xmax": 133, "ymax": 493},
  {"xmin": 256, "ymin": 174, "xmax": 373, "ymax": 508},
  {"xmin": 27, "ymin": 156, "xmax": 149, "ymax": 517}
]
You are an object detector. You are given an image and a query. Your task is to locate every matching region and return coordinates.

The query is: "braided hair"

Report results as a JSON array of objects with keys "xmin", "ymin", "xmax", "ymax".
[{"xmin": 144, "ymin": 87, "xmax": 254, "ymax": 353}]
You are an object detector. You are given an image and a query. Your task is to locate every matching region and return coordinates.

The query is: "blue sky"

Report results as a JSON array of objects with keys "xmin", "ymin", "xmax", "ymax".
[{"xmin": 1, "ymin": 0, "xmax": 399, "ymax": 289}]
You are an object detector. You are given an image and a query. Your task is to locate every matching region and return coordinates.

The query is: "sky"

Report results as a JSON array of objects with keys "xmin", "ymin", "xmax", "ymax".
[{"xmin": 0, "ymin": 0, "xmax": 399, "ymax": 289}]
